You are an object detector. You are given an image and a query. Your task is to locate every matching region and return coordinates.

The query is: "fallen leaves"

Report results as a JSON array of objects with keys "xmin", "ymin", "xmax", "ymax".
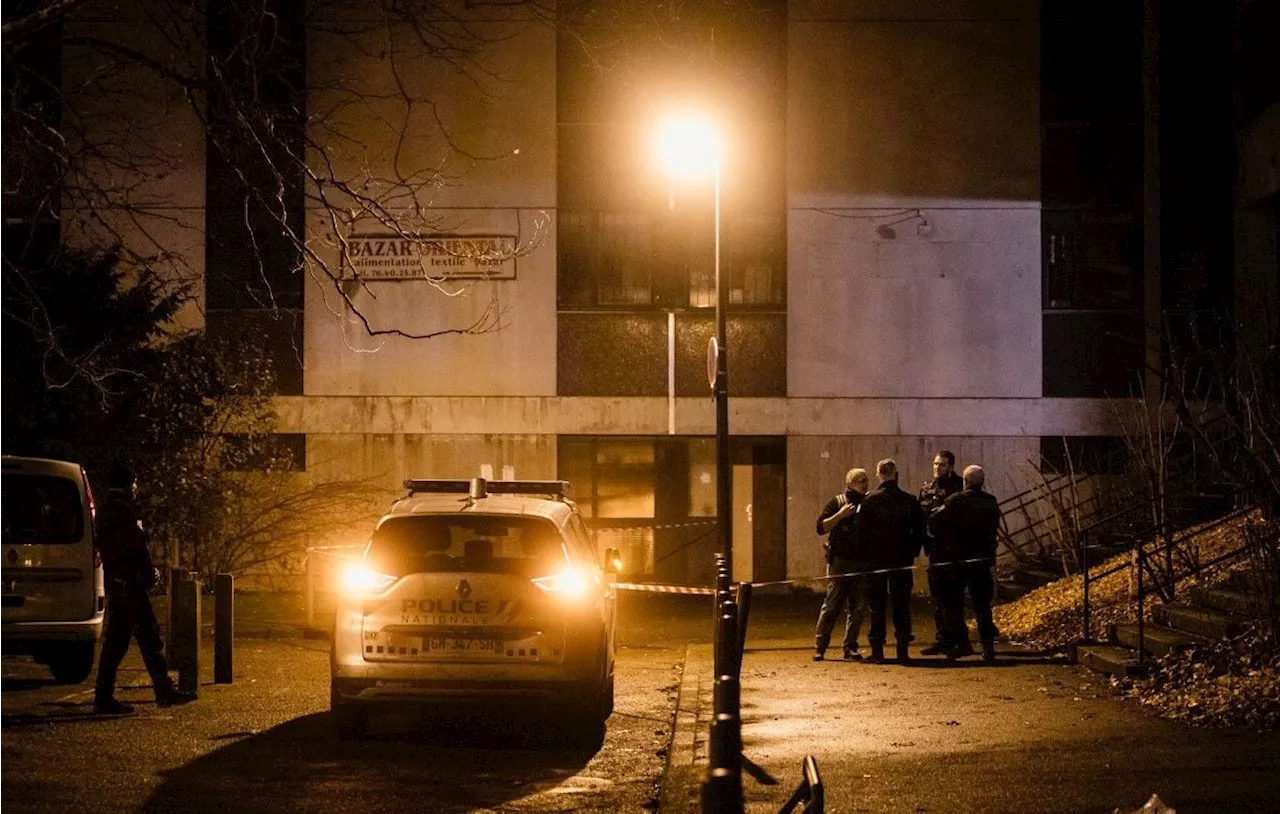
[{"xmin": 994, "ymin": 511, "xmax": 1279, "ymax": 730}]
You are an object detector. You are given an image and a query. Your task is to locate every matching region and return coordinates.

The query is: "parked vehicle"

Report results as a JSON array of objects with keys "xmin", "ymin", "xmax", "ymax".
[
  {"xmin": 2, "ymin": 456, "xmax": 105, "ymax": 683},
  {"xmin": 330, "ymin": 478, "xmax": 620, "ymax": 745}
]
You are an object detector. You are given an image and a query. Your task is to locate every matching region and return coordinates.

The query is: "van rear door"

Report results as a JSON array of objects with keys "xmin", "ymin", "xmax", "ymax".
[{"xmin": 1, "ymin": 461, "xmax": 97, "ymax": 623}]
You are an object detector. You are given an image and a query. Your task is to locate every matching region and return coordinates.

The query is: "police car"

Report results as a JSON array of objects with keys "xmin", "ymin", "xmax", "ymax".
[{"xmin": 330, "ymin": 478, "xmax": 620, "ymax": 743}]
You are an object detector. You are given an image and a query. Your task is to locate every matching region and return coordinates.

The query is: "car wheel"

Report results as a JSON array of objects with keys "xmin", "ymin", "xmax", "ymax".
[{"xmin": 49, "ymin": 643, "xmax": 95, "ymax": 684}]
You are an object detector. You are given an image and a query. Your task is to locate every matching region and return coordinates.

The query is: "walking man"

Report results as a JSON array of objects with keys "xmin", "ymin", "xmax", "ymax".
[
  {"xmin": 813, "ymin": 468, "xmax": 871, "ymax": 661},
  {"xmin": 919, "ymin": 450, "xmax": 965, "ymax": 655},
  {"xmin": 94, "ymin": 464, "xmax": 195, "ymax": 714},
  {"xmin": 929, "ymin": 464, "xmax": 1003, "ymax": 661},
  {"xmin": 859, "ymin": 459, "xmax": 924, "ymax": 664}
]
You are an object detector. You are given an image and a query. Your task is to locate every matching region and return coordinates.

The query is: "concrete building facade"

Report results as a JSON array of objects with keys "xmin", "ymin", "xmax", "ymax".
[{"xmin": 17, "ymin": 0, "xmax": 1270, "ymax": 586}]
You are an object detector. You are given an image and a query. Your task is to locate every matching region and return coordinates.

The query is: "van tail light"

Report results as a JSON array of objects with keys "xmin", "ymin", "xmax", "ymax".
[{"xmin": 83, "ymin": 470, "xmax": 101, "ymax": 568}]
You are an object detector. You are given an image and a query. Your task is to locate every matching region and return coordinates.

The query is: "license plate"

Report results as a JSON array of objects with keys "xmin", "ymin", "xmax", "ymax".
[{"xmin": 425, "ymin": 636, "xmax": 503, "ymax": 653}]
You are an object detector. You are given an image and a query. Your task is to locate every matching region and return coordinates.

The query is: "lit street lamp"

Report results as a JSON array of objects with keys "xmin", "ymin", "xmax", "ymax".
[{"xmin": 656, "ymin": 112, "xmax": 732, "ymax": 581}]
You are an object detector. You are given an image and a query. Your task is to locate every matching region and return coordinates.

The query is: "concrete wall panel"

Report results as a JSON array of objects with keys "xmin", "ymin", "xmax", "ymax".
[
  {"xmin": 787, "ymin": 434, "xmax": 1039, "ymax": 584},
  {"xmin": 788, "ymin": 206, "xmax": 1041, "ymax": 398}
]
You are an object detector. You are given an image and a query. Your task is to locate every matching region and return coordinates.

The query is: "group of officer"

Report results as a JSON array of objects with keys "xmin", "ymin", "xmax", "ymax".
[{"xmin": 812, "ymin": 451, "xmax": 1003, "ymax": 665}]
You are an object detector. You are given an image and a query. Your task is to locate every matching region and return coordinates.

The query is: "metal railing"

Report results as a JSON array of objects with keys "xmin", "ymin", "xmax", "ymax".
[
  {"xmin": 778, "ymin": 756, "xmax": 825, "ymax": 814},
  {"xmin": 1079, "ymin": 496, "xmax": 1266, "ymax": 664}
]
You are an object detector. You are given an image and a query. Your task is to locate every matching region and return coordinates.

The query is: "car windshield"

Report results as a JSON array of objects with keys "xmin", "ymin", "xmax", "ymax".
[
  {"xmin": 1, "ymin": 475, "xmax": 84, "ymax": 544},
  {"xmin": 367, "ymin": 515, "xmax": 569, "ymax": 576}
]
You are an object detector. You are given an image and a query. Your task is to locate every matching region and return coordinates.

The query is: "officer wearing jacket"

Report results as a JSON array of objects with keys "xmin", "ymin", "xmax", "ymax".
[
  {"xmin": 928, "ymin": 464, "xmax": 1002, "ymax": 661},
  {"xmin": 859, "ymin": 459, "xmax": 924, "ymax": 663},
  {"xmin": 94, "ymin": 464, "xmax": 194, "ymax": 714},
  {"xmin": 918, "ymin": 450, "xmax": 965, "ymax": 655},
  {"xmin": 812, "ymin": 468, "xmax": 871, "ymax": 661}
]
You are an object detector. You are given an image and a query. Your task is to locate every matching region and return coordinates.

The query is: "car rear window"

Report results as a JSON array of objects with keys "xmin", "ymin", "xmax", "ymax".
[
  {"xmin": 1, "ymin": 475, "xmax": 84, "ymax": 544},
  {"xmin": 368, "ymin": 515, "xmax": 568, "ymax": 576}
]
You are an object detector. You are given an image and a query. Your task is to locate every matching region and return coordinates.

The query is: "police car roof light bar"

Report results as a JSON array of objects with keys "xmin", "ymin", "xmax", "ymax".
[{"xmin": 403, "ymin": 478, "xmax": 572, "ymax": 501}]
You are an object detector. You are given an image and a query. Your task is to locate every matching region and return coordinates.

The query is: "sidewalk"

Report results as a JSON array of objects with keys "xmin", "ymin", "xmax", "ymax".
[{"xmin": 662, "ymin": 631, "xmax": 1280, "ymax": 813}]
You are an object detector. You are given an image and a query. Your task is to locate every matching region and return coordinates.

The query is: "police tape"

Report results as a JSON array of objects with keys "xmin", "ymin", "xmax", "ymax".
[
  {"xmin": 613, "ymin": 557, "xmax": 995, "ymax": 595},
  {"xmin": 594, "ymin": 520, "xmax": 719, "ymax": 531},
  {"xmin": 614, "ymin": 582, "xmax": 717, "ymax": 595}
]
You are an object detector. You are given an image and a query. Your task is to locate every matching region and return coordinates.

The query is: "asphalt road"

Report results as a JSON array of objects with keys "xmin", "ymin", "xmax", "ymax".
[{"xmin": 1, "ymin": 634, "xmax": 684, "ymax": 813}]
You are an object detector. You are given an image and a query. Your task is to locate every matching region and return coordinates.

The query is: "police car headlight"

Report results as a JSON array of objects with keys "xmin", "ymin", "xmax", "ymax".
[
  {"xmin": 532, "ymin": 566, "xmax": 594, "ymax": 599},
  {"xmin": 341, "ymin": 564, "xmax": 397, "ymax": 596}
]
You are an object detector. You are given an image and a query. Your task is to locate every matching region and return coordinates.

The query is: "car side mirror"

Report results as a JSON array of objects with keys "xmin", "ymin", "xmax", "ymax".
[{"xmin": 603, "ymin": 547, "xmax": 623, "ymax": 574}]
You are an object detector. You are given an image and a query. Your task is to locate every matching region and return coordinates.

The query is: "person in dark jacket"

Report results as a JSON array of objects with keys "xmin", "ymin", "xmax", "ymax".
[
  {"xmin": 812, "ymin": 468, "xmax": 871, "ymax": 661},
  {"xmin": 93, "ymin": 464, "xmax": 194, "ymax": 714},
  {"xmin": 859, "ymin": 459, "xmax": 924, "ymax": 663},
  {"xmin": 928, "ymin": 464, "xmax": 1003, "ymax": 661},
  {"xmin": 918, "ymin": 450, "xmax": 965, "ymax": 656}
]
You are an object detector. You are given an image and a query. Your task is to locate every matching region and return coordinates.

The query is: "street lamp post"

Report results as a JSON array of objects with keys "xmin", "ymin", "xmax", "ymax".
[{"xmin": 657, "ymin": 114, "xmax": 732, "ymax": 582}]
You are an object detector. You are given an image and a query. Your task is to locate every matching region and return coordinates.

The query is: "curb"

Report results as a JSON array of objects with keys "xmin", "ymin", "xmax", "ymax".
[{"xmin": 659, "ymin": 643, "xmax": 712, "ymax": 811}]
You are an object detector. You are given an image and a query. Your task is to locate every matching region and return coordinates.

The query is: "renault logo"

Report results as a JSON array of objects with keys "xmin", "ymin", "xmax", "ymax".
[{"xmin": 456, "ymin": 579, "xmax": 472, "ymax": 598}]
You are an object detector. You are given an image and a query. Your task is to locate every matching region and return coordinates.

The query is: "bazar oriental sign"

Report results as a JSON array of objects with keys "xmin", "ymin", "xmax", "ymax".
[{"xmin": 343, "ymin": 234, "xmax": 517, "ymax": 280}]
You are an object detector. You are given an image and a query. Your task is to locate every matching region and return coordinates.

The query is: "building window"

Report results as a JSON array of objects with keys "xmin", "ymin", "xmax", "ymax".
[
  {"xmin": 206, "ymin": 0, "xmax": 305, "ymax": 394},
  {"xmin": 1039, "ymin": 436, "xmax": 1128, "ymax": 475},
  {"xmin": 556, "ymin": 0, "xmax": 786, "ymax": 314}
]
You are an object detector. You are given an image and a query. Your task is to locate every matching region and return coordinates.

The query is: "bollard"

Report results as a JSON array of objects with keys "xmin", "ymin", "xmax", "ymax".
[
  {"xmin": 702, "ymin": 766, "xmax": 743, "ymax": 814},
  {"xmin": 734, "ymin": 581, "xmax": 752, "ymax": 668},
  {"xmin": 168, "ymin": 567, "xmax": 182, "ymax": 645},
  {"xmin": 716, "ymin": 607, "xmax": 738, "ymax": 677},
  {"xmin": 214, "ymin": 573, "xmax": 233, "ymax": 684},
  {"xmin": 173, "ymin": 573, "xmax": 200, "ymax": 697},
  {"xmin": 712, "ymin": 673, "xmax": 740, "ymax": 723},
  {"xmin": 708, "ymin": 711, "xmax": 742, "ymax": 771}
]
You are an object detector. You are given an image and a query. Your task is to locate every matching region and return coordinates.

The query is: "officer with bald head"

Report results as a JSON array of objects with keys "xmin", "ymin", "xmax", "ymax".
[{"xmin": 928, "ymin": 464, "xmax": 1003, "ymax": 662}]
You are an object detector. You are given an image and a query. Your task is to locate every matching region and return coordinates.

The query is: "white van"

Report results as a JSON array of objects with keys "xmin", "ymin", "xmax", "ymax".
[{"xmin": 1, "ymin": 455, "xmax": 105, "ymax": 683}]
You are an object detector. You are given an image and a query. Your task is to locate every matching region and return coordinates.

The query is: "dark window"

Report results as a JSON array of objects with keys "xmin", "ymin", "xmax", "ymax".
[
  {"xmin": 221, "ymin": 434, "xmax": 306, "ymax": 472},
  {"xmin": 1, "ymin": 475, "xmax": 83, "ymax": 544},
  {"xmin": 205, "ymin": 0, "xmax": 306, "ymax": 392},
  {"xmin": 1043, "ymin": 313, "xmax": 1144, "ymax": 397},
  {"xmin": 556, "ymin": 0, "xmax": 786, "ymax": 313},
  {"xmin": 206, "ymin": 309, "xmax": 304, "ymax": 396},
  {"xmin": 368, "ymin": 516, "xmax": 566, "ymax": 577},
  {"xmin": 1042, "ymin": 212, "xmax": 1142, "ymax": 311},
  {"xmin": 1041, "ymin": 2, "xmax": 1144, "ymax": 397},
  {"xmin": 1040, "ymin": 436, "xmax": 1129, "ymax": 475}
]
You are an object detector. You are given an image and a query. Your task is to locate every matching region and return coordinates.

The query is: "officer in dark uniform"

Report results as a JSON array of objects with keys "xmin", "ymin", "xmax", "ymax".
[
  {"xmin": 929, "ymin": 464, "xmax": 1003, "ymax": 661},
  {"xmin": 859, "ymin": 459, "xmax": 924, "ymax": 664},
  {"xmin": 93, "ymin": 464, "xmax": 194, "ymax": 714},
  {"xmin": 812, "ymin": 468, "xmax": 871, "ymax": 661},
  {"xmin": 918, "ymin": 450, "xmax": 965, "ymax": 656}
]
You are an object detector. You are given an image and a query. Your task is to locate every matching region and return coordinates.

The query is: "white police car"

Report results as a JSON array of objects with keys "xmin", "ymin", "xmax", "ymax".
[{"xmin": 330, "ymin": 478, "xmax": 620, "ymax": 743}]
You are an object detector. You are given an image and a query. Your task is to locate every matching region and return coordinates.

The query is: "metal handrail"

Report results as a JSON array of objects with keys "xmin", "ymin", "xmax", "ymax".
[
  {"xmin": 1080, "ymin": 500, "xmax": 1263, "ymax": 645},
  {"xmin": 779, "ymin": 756, "xmax": 824, "ymax": 813}
]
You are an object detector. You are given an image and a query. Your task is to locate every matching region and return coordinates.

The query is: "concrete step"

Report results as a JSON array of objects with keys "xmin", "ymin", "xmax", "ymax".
[
  {"xmin": 1228, "ymin": 569, "xmax": 1276, "ymax": 594},
  {"xmin": 994, "ymin": 581, "xmax": 1037, "ymax": 603},
  {"xmin": 1073, "ymin": 643, "xmax": 1146, "ymax": 678},
  {"xmin": 1011, "ymin": 568, "xmax": 1062, "ymax": 586},
  {"xmin": 1107, "ymin": 622, "xmax": 1203, "ymax": 659},
  {"xmin": 1190, "ymin": 585, "xmax": 1259, "ymax": 617},
  {"xmin": 1153, "ymin": 603, "xmax": 1247, "ymax": 639}
]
